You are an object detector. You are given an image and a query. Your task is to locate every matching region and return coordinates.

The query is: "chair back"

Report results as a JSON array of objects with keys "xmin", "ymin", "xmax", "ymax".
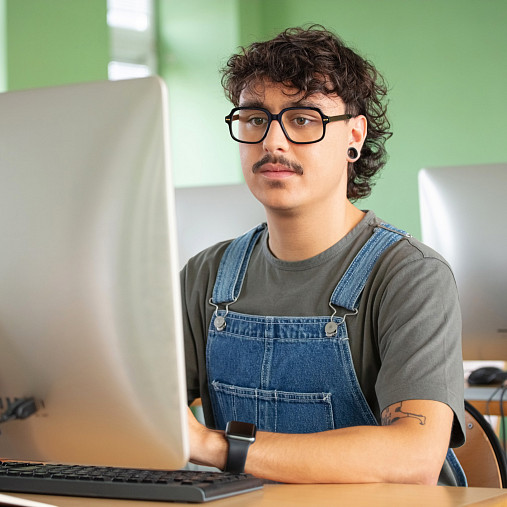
[{"xmin": 454, "ymin": 400, "xmax": 507, "ymax": 488}]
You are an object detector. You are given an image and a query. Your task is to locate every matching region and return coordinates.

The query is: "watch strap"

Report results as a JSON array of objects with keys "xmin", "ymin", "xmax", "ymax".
[{"xmin": 225, "ymin": 436, "xmax": 251, "ymax": 473}]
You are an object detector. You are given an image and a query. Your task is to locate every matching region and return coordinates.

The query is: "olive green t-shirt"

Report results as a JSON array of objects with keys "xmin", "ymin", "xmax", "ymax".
[{"xmin": 180, "ymin": 211, "xmax": 465, "ymax": 482}]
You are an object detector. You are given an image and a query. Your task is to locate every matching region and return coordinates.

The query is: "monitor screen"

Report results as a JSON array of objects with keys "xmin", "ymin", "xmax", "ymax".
[
  {"xmin": 418, "ymin": 164, "xmax": 507, "ymax": 360},
  {"xmin": 0, "ymin": 77, "xmax": 189, "ymax": 469}
]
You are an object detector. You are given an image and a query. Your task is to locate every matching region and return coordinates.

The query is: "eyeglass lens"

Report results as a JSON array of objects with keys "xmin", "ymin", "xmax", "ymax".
[{"xmin": 231, "ymin": 108, "xmax": 324, "ymax": 143}]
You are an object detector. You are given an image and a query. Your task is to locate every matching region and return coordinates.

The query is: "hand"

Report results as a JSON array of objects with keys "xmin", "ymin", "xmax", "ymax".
[{"xmin": 186, "ymin": 406, "xmax": 227, "ymax": 470}]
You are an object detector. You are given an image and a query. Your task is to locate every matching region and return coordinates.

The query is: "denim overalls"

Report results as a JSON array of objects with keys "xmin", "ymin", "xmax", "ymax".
[{"xmin": 206, "ymin": 222, "xmax": 466, "ymax": 486}]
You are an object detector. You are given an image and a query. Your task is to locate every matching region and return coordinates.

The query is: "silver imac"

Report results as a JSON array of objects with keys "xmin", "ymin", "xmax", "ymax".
[
  {"xmin": 418, "ymin": 163, "xmax": 507, "ymax": 360},
  {"xmin": 0, "ymin": 77, "xmax": 189, "ymax": 469},
  {"xmin": 175, "ymin": 183, "xmax": 266, "ymax": 268}
]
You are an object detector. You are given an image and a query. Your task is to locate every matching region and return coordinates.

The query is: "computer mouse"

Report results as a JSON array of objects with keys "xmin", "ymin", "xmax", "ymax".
[{"xmin": 468, "ymin": 366, "xmax": 507, "ymax": 385}]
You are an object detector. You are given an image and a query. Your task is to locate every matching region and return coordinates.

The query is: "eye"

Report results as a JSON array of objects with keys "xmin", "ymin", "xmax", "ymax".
[
  {"xmin": 285, "ymin": 110, "xmax": 321, "ymax": 128},
  {"xmin": 248, "ymin": 116, "xmax": 268, "ymax": 127},
  {"xmin": 293, "ymin": 116, "xmax": 311, "ymax": 127}
]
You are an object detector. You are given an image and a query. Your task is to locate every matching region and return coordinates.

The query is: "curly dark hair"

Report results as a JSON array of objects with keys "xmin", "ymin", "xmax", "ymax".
[{"xmin": 221, "ymin": 25, "xmax": 392, "ymax": 200}]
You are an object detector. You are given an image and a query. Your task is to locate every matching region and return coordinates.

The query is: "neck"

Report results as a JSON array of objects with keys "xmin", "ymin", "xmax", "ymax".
[{"xmin": 265, "ymin": 200, "xmax": 365, "ymax": 262}]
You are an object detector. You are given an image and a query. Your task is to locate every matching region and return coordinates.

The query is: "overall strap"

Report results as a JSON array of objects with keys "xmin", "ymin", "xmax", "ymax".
[
  {"xmin": 330, "ymin": 223, "xmax": 410, "ymax": 311},
  {"xmin": 211, "ymin": 223, "xmax": 267, "ymax": 305}
]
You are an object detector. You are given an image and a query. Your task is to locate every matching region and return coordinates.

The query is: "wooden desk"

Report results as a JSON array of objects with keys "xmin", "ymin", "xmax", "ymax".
[
  {"xmin": 6, "ymin": 483, "xmax": 507, "ymax": 507},
  {"xmin": 465, "ymin": 386, "xmax": 507, "ymax": 416}
]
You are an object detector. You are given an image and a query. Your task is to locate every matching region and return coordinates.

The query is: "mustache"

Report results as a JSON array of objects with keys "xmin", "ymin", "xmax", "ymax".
[{"xmin": 252, "ymin": 154, "xmax": 304, "ymax": 175}]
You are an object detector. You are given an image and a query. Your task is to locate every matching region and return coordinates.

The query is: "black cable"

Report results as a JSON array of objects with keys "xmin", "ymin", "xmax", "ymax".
[
  {"xmin": 0, "ymin": 397, "xmax": 37, "ymax": 426},
  {"xmin": 485, "ymin": 385, "xmax": 502, "ymax": 419},
  {"xmin": 483, "ymin": 385, "xmax": 507, "ymax": 457},
  {"xmin": 500, "ymin": 384, "xmax": 507, "ymax": 454}
]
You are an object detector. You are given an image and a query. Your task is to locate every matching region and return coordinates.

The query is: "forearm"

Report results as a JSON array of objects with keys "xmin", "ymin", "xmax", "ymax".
[
  {"xmin": 196, "ymin": 424, "xmax": 438, "ymax": 485},
  {"xmin": 188, "ymin": 400, "xmax": 452, "ymax": 485},
  {"xmin": 246, "ymin": 424, "xmax": 442, "ymax": 484}
]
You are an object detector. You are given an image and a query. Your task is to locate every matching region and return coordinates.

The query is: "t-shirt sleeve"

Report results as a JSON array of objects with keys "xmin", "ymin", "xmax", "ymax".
[
  {"xmin": 374, "ymin": 250, "xmax": 465, "ymax": 448},
  {"xmin": 178, "ymin": 241, "xmax": 231, "ymax": 424},
  {"xmin": 180, "ymin": 266, "xmax": 201, "ymax": 405}
]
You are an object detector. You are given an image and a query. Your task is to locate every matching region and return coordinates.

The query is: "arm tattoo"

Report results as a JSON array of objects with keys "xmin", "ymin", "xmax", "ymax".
[{"xmin": 381, "ymin": 402, "xmax": 427, "ymax": 426}]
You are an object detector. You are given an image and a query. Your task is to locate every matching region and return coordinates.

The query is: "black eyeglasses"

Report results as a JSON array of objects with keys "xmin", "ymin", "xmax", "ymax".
[{"xmin": 225, "ymin": 106, "xmax": 352, "ymax": 144}]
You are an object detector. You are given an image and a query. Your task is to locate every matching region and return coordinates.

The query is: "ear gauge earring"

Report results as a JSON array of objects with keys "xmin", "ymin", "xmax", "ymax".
[{"xmin": 347, "ymin": 147, "xmax": 360, "ymax": 162}]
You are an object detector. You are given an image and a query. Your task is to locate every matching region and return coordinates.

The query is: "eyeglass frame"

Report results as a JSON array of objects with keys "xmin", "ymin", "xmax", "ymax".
[{"xmin": 224, "ymin": 106, "xmax": 353, "ymax": 145}]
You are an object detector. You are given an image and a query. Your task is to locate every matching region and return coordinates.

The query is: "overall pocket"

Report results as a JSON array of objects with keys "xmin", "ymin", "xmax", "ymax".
[{"xmin": 210, "ymin": 380, "xmax": 334, "ymax": 433}]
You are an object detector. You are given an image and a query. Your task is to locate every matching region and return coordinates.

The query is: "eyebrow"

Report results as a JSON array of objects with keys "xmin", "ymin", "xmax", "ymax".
[
  {"xmin": 238, "ymin": 100, "xmax": 265, "ymax": 108},
  {"xmin": 238, "ymin": 98, "xmax": 324, "ymax": 110},
  {"xmin": 295, "ymin": 99, "xmax": 322, "ymax": 109}
]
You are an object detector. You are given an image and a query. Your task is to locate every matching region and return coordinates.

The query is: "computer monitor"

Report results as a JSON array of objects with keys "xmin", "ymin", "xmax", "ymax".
[
  {"xmin": 174, "ymin": 183, "xmax": 266, "ymax": 267},
  {"xmin": 0, "ymin": 77, "xmax": 189, "ymax": 469},
  {"xmin": 418, "ymin": 163, "xmax": 507, "ymax": 360}
]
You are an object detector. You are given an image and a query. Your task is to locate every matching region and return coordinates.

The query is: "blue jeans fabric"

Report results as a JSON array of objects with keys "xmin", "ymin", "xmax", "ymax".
[{"xmin": 206, "ymin": 223, "xmax": 466, "ymax": 486}]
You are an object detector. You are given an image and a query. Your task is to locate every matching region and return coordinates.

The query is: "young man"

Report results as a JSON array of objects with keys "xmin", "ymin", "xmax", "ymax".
[{"xmin": 180, "ymin": 26, "xmax": 466, "ymax": 486}]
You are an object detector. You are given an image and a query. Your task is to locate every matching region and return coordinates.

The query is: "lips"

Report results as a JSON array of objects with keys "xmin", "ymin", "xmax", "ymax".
[
  {"xmin": 252, "ymin": 155, "xmax": 303, "ymax": 176},
  {"xmin": 260, "ymin": 163, "xmax": 296, "ymax": 175}
]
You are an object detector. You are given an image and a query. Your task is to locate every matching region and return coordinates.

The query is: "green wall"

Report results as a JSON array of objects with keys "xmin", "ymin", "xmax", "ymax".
[
  {"xmin": 156, "ymin": 0, "xmax": 243, "ymax": 187},
  {"xmin": 1, "ymin": 1, "xmax": 505, "ymax": 237},
  {"xmin": 244, "ymin": 0, "xmax": 507, "ymax": 237},
  {"xmin": 157, "ymin": 0, "xmax": 507, "ymax": 238},
  {"xmin": 4, "ymin": 0, "xmax": 108, "ymax": 91},
  {"xmin": 0, "ymin": 0, "xmax": 6, "ymax": 93}
]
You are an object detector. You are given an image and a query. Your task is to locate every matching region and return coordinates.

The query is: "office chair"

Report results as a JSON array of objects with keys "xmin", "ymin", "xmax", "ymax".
[{"xmin": 454, "ymin": 400, "xmax": 507, "ymax": 488}]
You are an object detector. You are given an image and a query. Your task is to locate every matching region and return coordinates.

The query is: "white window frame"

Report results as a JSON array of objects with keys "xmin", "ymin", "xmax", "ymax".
[{"xmin": 107, "ymin": 0, "xmax": 157, "ymax": 81}]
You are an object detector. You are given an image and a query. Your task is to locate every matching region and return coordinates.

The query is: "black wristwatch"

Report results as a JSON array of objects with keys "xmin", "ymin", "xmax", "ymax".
[{"xmin": 224, "ymin": 421, "xmax": 257, "ymax": 473}]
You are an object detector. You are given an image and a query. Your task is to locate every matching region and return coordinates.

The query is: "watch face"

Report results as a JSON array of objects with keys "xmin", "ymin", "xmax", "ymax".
[{"xmin": 226, "ymin": 420, "xmax": 256, "ymax": 439}]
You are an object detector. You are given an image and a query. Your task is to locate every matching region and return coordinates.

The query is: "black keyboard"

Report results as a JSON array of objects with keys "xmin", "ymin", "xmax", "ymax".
[{"xmin": 0, "ymin": 461, "xmax": 263, "ymax": 503}]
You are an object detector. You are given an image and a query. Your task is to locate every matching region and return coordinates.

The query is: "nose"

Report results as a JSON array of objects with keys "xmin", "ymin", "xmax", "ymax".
[{"xmin": 262, "ymin": 118, "xmax": 290, "ymax": 153}]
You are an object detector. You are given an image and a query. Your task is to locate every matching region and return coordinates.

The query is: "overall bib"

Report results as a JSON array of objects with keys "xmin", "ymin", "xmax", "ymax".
[{"xmin": 206, "ymin": 223, "xmax": 466, "ymax": 486}]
